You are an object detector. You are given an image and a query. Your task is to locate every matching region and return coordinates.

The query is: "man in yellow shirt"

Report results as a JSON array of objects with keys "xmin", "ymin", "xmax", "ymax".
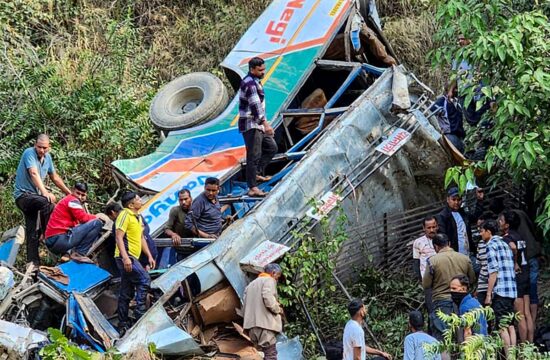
[{"xmin": 115, "ymin": 191, "xmax": 155, "ymax": 333}]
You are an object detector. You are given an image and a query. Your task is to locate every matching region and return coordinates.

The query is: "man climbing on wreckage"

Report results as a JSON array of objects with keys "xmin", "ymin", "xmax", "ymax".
[
  {"xmin": 14, "ymin": 134, "xmax": 72, "ymax": 266},
  {"xmin": 114, "ymin": 191, "xmax": 155, "ymax": 334},
  {"xmin": 44, "ymin": 182, "xmax": 106, "ymax": 263},
  {"xmin": 238, "ymin": 56, "xmax": 278, "ymax": 197}
]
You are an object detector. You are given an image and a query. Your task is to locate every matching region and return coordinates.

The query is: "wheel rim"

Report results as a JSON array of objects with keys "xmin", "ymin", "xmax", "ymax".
[{"xmin": 166, "ymin": 87, "xmax": 204, "ymax": 116}]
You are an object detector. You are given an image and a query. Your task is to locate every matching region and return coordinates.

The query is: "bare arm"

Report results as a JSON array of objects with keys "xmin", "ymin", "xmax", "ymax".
[
  {"xmin": 366, "ymin": 346, "xmax": 391, "ymax": 359},
  {"xmin": 485, "ymin": 272, "xmax": 497, "ymax": 305},
  {"xmin": 353, "ymin": 347, "xmax": 362, "ymax": 360},
  {"xmin": 28, "ymin": 167, "xmax": 51, "ymax": 199},
  {"xmin": 141, "ymin": 235, "xmax": 156, "ymax": 269},
  {"xmin": 49, "ymin": 172, "xmax": 71, "ymax": 195}
]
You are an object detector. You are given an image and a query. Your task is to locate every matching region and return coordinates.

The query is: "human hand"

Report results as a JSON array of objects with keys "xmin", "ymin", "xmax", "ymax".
[
  {"xmin": 514, "ymin": 263, "xmax": 521, "ymax": 274},
  {"xmin": 484, "ymin": 293, "xmax": 492, "ymax": 306},
  {"xmin": 123, "ymin": 257, "xmax": 132, "ymax": 272},
  {"xmin": 171, "ymin": 234, "xmax": 182, "ymax": 246},
  {"xmin": 381, "ymin": 352, "xmax": 392, "ymax": 360},
  {"xmin": 45, "ymin": 192, "xmax": 56, "ymax": 203},
  {"xmin": 265, "ymin": 125, "xmax": 275, "ymax": 136},
  {"xmin": 148, "ymin": 256, "xmax": 156, "ymax": 270}
]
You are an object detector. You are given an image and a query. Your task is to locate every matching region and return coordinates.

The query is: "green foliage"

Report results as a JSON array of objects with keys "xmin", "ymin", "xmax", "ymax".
[
  {"xmin": 424, "ymin": 307, "xmax": 549, "ymax": 359},
  {"xmin": 40, "ymin": 328, "xmax": 104, "ymax": 360},
  {"xmin": 430, "ymin": 0, "xmax": 550, "ymax": 235}
]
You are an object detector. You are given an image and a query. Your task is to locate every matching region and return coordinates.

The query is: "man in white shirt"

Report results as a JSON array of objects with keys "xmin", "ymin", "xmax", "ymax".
[
  {"xmin": 342, "ymin": 299, "xmax": 392, "ymax": 360},
  {"xmin": 412, "ymin": 216, "xmax": 438, "ymax": 313}
]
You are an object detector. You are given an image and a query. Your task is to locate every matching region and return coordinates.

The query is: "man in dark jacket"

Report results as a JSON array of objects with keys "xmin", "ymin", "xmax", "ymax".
[{"xmin": 437, "ymin": 187, "xmax": 483, "ymax": 256}]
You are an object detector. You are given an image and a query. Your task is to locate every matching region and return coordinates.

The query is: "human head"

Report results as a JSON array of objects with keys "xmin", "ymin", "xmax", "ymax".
[
  {"xmin": 248, "ymin": 57, "xmax": 266, "ymax": 79},
  {"xmin": 423, "ymin": 216, "xmax": 438, "ymax": 239},
  {"xmin": 476, "ymin": 211, "xmax": 496, "ymax": 227},
  {"xmin": 446, "ymin": 187, "xmax": 462, "ymax": 211},
  {"xmin": 204, "ymin": 177, "xmax": 220, "ymax": 201},
  {"xmin": 178, "ymin": 189, "xmax": 192, "ymax": 211},
  {"xmin": 450, "ymin": 274, "xmax": 469, "ymax": 293},
  {"xmin": 348, "ymin": 299, "xmax": 366, "ymax": 320},
  {"xmin": 72, "ymin": 182, "xmax": 88, "ymax": 202},
  {"xmin": 432, "ymin": 233, "xmax": 449, "ymax": 252},
  {"xmin": 34, "ymin": 134, "xmax": 50, "ymax": 159},
  {"xmin": 264, "ymin": 263, "xmax": 282, "ymax": 281},
  {"xmin": 480, "ymin": 219, "xmax": 499, "ymax": 242},
  {"xmin": 408, "ymin": 311, "xmax": 424, "ymax": 332},
  {"xmin": 498, "ymin": 210, "xmax": 520, "ymax": 234},
  {"xmin": 121, "ymin": 191, "xmax": 142, "ymax": 212},
  {"xmin": 104, "ymin": 202, "xmax": 123, "ymax": 221}
]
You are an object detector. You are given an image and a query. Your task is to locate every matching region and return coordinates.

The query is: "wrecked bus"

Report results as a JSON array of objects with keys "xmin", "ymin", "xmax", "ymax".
[{"xmin": 0, "ymin": 0, "xmax": 455, "ymax": 357}]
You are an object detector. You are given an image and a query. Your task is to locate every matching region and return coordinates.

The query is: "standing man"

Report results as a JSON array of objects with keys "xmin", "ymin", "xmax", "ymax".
[
  {"xmin": 437, "ymin": 187, "xmax": 482, "ymax": 256},
  {"xmin": 412, "ymin": 216, "xmax": 438, "ymax": 312},
  {"xmin": 481, "ymin": 220, "xmax": 517, "ymax": 356},
  {"xmin": 475, "ymin": 211, "xmax": 496, "ymax": 305},
  {"xmin": 44, "ymin": 182, "xmax": 105, "ymax": 262},
  {"xmin": 499, "ymin": 210, "xmax": 533, "ymax": 343},
  {"xmin": 342, "ymin": 299, "xmax": 392, "ymax": 360},
  {"xmin": 238, "ymin": 56, "xmax": 278, "ymax": 197},
  {"xmin": 165, "ymin": 189, "xmax": 193, "ymax": 245},
  {"xmin": 185, "ymin": 178, "xmax": 223, "ymax": 239},
  {"xmin": 423, "ymin": 233, "xmax": 475, "ymax": 342},
  {"xmin": 14, "ymin": 134, "xmax": 71, "ymax": 265},
  {"xmin": 242, "ymin": 263, "xmax": 284, "ymax": 360},
  {"xmin": 115, "ymin": 191, "xmax": 155, "ymax": 334},
  {"xmin": 403, "ymin": 311, "xmax": 440, "ymax": 360}
]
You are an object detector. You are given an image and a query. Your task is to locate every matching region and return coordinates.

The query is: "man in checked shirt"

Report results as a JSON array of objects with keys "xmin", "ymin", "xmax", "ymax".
[{"xmin": 238, "ymin": 57, "xmax": 278, "ymax": 197}]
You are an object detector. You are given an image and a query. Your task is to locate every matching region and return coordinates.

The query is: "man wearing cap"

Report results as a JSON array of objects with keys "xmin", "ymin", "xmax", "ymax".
[
  {"xmin": 436, "ymin": 187, "xmax": 483, "ymax": 256},
  {"xmin": 14, "ymin": 134, "xmax": 72, "ymax": 265},
  {"xmin": 115, "ymin": 191, "xmax": 155, "ymax": 333},
  {"xmin": 242, "ymin": 263, "xmax": 284, "ymax": 360},
  {"xmin": 44, "ymin": 182, "xmax": 105, "ymax": 262}
]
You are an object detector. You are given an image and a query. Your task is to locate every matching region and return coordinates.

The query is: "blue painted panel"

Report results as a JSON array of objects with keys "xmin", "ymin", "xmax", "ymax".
[
  {"xmin": 0, "ymin": 239, "xmax": 14, "ymax": 262},
  {"xmin": 46, "ymin": 261, "xmax": 111, "ymax": 294}
]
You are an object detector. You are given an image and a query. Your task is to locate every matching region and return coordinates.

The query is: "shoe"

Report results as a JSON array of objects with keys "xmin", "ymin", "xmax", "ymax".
[{"xmin": 70, "ymin": 252, "xmax": 94, "ymax": 264}]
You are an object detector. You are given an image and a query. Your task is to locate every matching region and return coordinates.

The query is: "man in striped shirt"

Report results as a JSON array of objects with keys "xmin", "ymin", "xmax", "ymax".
[{"xmin": 238, "ymin": 57, "xmax": 277, "ymax": 197}]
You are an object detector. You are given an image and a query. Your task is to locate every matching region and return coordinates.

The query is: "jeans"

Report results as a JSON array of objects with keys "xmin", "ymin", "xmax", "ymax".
[
  {"xmin": 430, "ymin": 299, "xmax": 454, "ymax": 341},
  {"xmin": 15, "ymin": 193, "xmax": 54, "ymax": 265},
  {"xmin": 115, "ymin": 257, "xmax": 151, "ymax": 328},
  {"xmin": 529, "ymin": 257, "xmax": 539, "ymax": 304},
  {"xmin": 45, "ymin": 219, "xmax": 103, "ymax": 255},
  {"xmin": 242, "ymin": 129, "xmax": 277, "ymax": 188}
]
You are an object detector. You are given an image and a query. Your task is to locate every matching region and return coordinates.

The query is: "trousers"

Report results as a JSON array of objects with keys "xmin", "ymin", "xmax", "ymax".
[
  {"xmin": 242, "ymin": 129, "xmax": 277, "ymax": 188},
  {"xmin": 15, "ymin": 193, "xmax": 54, "ymax": 265},
  {"xmin": 115, "ymin": 257, "xmax": 151, "ymax": 327},
  {"xmin": 45, "ymin": 219, "xmax": 103, "ymax": 255}
]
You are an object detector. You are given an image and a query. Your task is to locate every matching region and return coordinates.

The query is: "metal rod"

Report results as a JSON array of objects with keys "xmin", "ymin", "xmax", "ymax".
[{"xmin": 298, "ymin": 296, "xmax": 327, "ymax": 356}]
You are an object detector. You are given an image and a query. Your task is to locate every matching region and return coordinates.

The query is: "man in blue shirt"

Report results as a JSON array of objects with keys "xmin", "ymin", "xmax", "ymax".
[
  {"xmin": 450, "ymin": 275, "xmax": 488, "ymax": 337},
  {"xmin": 13, "ymin": 134, "xmax": 71, "ymax": 265},
  {"xmin": 403, "ymin": 311, "xmax": 440, "ymax": 360},
  {"xmin": 238, "ymin": 57, "xmax": 277, "ymax": 197},
  {"xmin": 185, "ymin": 177, "xmax": 223, "ymax": 238}
]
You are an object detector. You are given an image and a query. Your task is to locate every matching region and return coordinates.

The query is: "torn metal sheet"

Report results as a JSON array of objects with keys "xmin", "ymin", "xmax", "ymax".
[
  {"xmin": 115, "ymin": 303, "xmax": 203, "ymax": 356},
  {"xmin": 74, "ymin": 293, "xmax": 119, "ymax": 348},
  {"xmin": 239, "ymin": 241, "xmax": 290, "ymax": 274},
  {"xmin": 0, "ymin": 226, "xmax": 24, "ymax": 266},
  {"xmin": 0, "ymin": 266, "xmax": 14, "ymax": 301},
  {"xmin": 0, "ymin": 319, "xmax": 47, "ymax": 356},
  {"xmin": 276, "ymin": 335, "xmax": 304, "ymax": 360}
]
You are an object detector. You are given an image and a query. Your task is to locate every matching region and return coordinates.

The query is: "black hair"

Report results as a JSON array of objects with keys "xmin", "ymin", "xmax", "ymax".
[
  {"xmin": 348, "ymin": 299, "xmax": 364, "ymax": 317},
  {"xmin": 451, "ymin": 274, "xmax": 470, "ymax": 289},
  {"xmin": 423, "ymin": 216, "xmax": 438, "ymax": 226},
  {"xmin": 74, "ymin": 182, "xmax": 88, "ymax": 192},
  {"xmin": 481, "ymin": 219, "xmax": 499, "ymax": 236},
  {"xmin": 121, "ymin": 191, "xmax": 138, "ymax": 208},
  {"xmin": 409, "ymin": 311, "xmax": 424, "ymax": 330},
  {"xmin": 432, "ymin": 233, "xmax": 449, "ymax": 247},
  {"xmin": 205, "ymin": 177, "xmax": 220, "ymax": 187},
  {"xmin": 179, "ymin": 188, "xmax": 191, "ymax": 196},
  {"xmin": 248, "ymin": 57, "xmax": 264, "ymax": 70},
  {"xmin": 104, "ymin": 202, "xmax": 122, "ymax": 215},
  {"xmin": 478, "ymin": 211, "xmax": 496, "ymax": 222},
  {"xmin": 489, "ymin": 198, "xmax": 505, "ymax": 215},
  {"xmin": 500, "ymin": 210, "xmax": 520, "ymax": 230}
]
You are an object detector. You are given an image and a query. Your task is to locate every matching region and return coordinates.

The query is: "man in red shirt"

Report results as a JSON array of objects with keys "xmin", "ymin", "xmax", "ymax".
[{"xmin": 45, "ymin": 182, "xmax": 105, "ymax": 262}]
